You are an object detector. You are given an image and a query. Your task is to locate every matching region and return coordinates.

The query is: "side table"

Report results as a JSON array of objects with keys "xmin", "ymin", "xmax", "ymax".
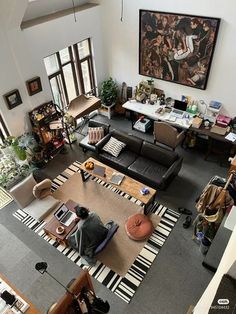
[{"xmin": 99, "ymin": 103, "xmax": 116, "ymax": 119}]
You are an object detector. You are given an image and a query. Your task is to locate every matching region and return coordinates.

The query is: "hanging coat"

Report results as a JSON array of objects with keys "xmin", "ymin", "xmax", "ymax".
[{"xmin": 196, "ymin": 184, "xmax": 234, "ymax": 215}]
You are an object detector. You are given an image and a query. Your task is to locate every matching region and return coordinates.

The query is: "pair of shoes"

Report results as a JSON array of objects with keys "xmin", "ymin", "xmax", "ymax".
[
  {"xmin": 183, "ymin": 216, "xmax": 192, "ymax": 229},
  {"xmin": 178, "ymin": 207, "xmax": 192, "ymax": 215}
]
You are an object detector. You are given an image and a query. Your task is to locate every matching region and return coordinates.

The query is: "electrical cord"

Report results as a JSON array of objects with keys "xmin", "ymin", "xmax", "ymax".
[{"xmin": 120, "ymin": 0, "xmax": 124, "ymax": 22}]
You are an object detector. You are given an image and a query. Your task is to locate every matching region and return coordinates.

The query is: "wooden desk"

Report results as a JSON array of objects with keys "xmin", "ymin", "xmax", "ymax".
[
  {"xmin": 123, "ymin": 100, "xmax": 193, "ymax": 129},
  {"xmin": 0, "ymin": 274, "xmax": 40, "ymax": 314},
  {"xmin": 123, "ymin": 100, "xmax": 234, "ymax": 144},
  {"xmin": 43, "ymin": 200, "xmax": 78, "ymax": 246},
  {"xmin": 67, "ymin": 95, "xmax": 101, "ymax": 120},
  {"xmin": 79, "ymin": 157, "xmax": 157, "ymax": 212}
]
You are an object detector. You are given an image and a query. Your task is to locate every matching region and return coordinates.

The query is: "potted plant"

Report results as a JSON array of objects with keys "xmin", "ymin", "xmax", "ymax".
[
  {"xmin": 11, "ymin": 137, "xmax": 27, "ymax": 161},
  {"xmin": 0, "ymin": 155, "xmax": 31, "ymax": 189},
  {"xmin": 100, "ymin": 77, "xmax": 118, "ymax": 107},
  {"xmin": 0, "ymin": 136, "xmax": 15, "ymax": 156}
]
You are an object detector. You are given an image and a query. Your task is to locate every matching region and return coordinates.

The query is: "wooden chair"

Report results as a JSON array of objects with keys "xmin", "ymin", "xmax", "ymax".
[{"xmin": 153, "ymin": 121, "xmax": 185, "ymax": 150}]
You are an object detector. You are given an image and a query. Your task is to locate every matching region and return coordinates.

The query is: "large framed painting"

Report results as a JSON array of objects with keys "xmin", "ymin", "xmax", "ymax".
[{"xmin": 139, "ymin": 10, "xmax": 220, "ymax": 89}]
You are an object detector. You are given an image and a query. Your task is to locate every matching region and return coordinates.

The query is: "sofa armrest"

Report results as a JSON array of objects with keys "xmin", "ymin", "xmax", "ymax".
[
  {"xmin": 95, "ymin": 133, "xmax": 112, "ymax": 152},
  {"xmin": 162, "ymin": 157, "xmax": 183, "ymax": 185}
]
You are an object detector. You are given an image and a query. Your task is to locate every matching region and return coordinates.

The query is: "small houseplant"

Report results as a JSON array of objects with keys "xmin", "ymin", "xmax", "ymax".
[{"xmin": 100, "ymin": 77, "xmax": 118, "ymax": 107}]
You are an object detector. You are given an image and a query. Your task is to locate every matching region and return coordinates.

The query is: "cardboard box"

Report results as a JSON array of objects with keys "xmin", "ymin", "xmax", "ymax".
[
  {"xmin": 210, "ymin": 124, "xmax": 229, "ymax": 135},
  {"xmin": 191, "ymin": 117, "xmax": 203, "ymax": 128}
]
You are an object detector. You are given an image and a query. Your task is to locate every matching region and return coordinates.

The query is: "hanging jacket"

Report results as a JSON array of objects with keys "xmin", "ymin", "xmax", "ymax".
[{"xmin": 196, "ymin": 184, "xmax": 234, "ymax": 214}]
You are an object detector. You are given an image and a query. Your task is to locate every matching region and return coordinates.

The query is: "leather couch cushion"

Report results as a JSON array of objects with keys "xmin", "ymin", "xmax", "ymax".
[
  {"xmin": 125, "ymin": 213, "xmax": 154, "ymax": 241},
  {"xmin": 80, "ymin": 135, "xmax": 97, "ymax": 152},
  {"xmin": 128, "ymin": 156, "xmax": 168, "ymax": 185},
  {"xmin": 88, "ymin": 120, "xmax": 110, "ymax": 135},
  {"xmin": 100, "ymin": 150, "xmax": 138, "ymax": 170},
  {"xmin": 111, "ymin": 130, "xmax": 143, "ymax": 154},
  {"xmin": 140, "ymin": 141, "xmax": 178, "ymax": 167}
]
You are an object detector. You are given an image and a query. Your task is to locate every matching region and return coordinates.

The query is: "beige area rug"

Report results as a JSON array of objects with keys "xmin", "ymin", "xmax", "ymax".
[
  {"xmin": 52, "ymin": 172, "xmax": 160, "ymax": 277},
  {"xmin": 13, "ymin": 161, "xmax": 180, "ymax": 303},
  {"xmin": 0, "ymin": 187, "xmax": 13, "ymax": 210}
]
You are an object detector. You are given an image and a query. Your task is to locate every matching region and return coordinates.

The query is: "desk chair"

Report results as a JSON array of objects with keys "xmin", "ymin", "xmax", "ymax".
[
  {"xmin": 204, "ymin": 138, "xmax": 232, "ymax": 166},
  {"xmin": 67, "ymin": 95, "xmax": 101, "ymax": 134},
  {"xmin": 153, "ymin": 121, "xmax": 185, "ymax": 151}
]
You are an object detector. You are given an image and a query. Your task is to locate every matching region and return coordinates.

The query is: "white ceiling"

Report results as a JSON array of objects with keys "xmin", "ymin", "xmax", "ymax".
[{"xmin": 23, "ymin": 0, "xmax": 90, "ymax": 21}]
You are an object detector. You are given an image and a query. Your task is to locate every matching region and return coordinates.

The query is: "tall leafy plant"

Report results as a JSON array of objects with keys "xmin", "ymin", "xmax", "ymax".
[{"xmin": 100, "ymin": 77, "xmax": 118, "ymax": 106}]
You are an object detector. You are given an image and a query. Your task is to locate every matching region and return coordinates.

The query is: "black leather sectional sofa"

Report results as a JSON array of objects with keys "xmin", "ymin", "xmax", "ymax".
[{"xmin": 96, "ymin": 130, "xmax": 183, "ymax": 190}]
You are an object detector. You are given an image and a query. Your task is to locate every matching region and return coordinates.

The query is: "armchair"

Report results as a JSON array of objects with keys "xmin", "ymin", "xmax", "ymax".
[
  {"xmin": 153, "ymin": 121, "xmax": 185, "ymax": 150},
  {"xmin": 9, "ymin": 174, "xmax": 60, "ymax": 221},
  {"xmin": 79, "ymin": 119, "xmax": 110, "ymax": 153}
]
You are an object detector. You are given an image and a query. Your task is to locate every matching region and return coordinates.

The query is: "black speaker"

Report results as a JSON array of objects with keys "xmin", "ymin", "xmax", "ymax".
[
  {"xmin": 1, "ymin": 290, "xmax": 16, "ymax": 305},
  {"xmin": 127, "ymin": 86, "xmax": 133, "ymax": 99}
]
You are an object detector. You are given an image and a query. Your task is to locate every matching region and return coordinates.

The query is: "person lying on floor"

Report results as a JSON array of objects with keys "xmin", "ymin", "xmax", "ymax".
[{"xmin": 68, "ymin": 206, "xmax": 108, "ymax": 266}]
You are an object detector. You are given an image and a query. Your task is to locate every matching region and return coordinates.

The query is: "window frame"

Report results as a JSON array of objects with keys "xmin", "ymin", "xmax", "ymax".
[{"xmin": 45, "ymin": 38, "xmax": 96, "ymax": 110}]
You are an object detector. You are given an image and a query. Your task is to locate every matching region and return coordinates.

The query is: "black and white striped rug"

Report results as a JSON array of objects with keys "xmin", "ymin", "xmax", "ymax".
[{"xmin": 13, "ymin": 161, "xmax": 180, "ymax": 303}]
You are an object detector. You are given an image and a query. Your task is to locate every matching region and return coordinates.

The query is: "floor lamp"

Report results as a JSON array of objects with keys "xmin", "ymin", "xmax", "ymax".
[{"xmin": 35, "ymin": 262, "xmax": 81, "ymax": 313}]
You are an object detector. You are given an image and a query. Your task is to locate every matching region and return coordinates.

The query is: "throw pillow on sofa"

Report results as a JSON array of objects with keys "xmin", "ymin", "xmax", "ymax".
[
  {"xmin": 102, "ymin": 136, "xmax": 126, "ymax": 157},
  {"xmin": 88, "ymin": 127, "xmax": 104, "ymax": 144}
]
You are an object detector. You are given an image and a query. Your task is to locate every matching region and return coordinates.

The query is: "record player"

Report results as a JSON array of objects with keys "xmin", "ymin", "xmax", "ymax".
[{"xmin": 133, "ymin": 117, "xmax": 151, "ymax": 133}]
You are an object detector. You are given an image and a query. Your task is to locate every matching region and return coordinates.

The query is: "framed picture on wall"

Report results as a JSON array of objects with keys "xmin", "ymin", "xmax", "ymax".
[
  {"xmin": 26, "ymin": 76, "xmax": 42, "ymax": 96},
  {"xmin": 3, "ymin": 89, "xmax": 22, "ymax": 110},
  {"xmin": 139, "ymin": 10, "xmax": 220, "ymax": 89}
]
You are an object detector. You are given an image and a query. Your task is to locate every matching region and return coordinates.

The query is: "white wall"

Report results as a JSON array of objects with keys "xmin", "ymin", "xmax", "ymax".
[
  {"xmin": 1, "ymin": 0, "xmax": 236, "ymax": 136},
  {"xmin": 96, "ymin": 0, "xmax": 236, "ymax": 116},
  {"xmin": 0, "ymin": 1, "xmax": 106, "ymax": 136}
]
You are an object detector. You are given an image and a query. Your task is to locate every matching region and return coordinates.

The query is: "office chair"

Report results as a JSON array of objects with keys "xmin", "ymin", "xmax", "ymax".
[{"xmin": 153, "ymin": 121, "xmax": 185, "ymax": 151}]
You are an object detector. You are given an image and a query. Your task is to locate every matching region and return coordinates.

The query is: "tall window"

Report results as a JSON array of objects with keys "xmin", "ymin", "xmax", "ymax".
[
  {"xmin": 44, "ymin": 38, "xmax": 96, "ymax": 110},
  {"xmin": 0, "ymin": 114, "xmax": 10, "ymax": 145}
]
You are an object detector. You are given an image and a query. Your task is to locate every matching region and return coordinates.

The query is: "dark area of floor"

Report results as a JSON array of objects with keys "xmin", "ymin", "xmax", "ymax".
[{"xmin": 0, "ymin": 113, "xmax": 229, "ymax": 314}]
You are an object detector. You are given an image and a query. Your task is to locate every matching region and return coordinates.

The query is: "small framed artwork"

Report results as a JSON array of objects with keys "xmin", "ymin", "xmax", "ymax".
[
  {"xmin": 26, "ymin": 76, "xmax": 42, "ymax": 96},
  {"xmin": 3, "ymin": 89, "xmax": 22, "ymax": 110}
]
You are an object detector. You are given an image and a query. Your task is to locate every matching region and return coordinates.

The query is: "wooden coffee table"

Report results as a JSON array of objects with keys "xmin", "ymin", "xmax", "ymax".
[
  {"xmin": 79, "ymin": 157, "xmax": 157, "ymax": 213},
  {"xmin": 44, "ymin": 199, "xmax": 78, "ymax": 246}
]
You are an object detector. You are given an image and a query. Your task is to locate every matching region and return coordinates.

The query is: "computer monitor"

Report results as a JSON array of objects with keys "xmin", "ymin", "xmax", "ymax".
[{"xmin": 174, "ymin": 100, "xmax": 188, "ymax": 112}]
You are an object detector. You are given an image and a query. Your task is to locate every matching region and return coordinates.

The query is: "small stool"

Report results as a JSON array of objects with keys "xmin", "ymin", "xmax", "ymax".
[{"xmin": 125, "ymin": 213, "xmax": 154, "ymax": 241}]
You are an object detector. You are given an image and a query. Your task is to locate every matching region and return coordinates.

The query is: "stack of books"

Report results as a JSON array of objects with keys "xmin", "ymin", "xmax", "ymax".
[{"xmin": 191, "ymin": 117, "xmax": 203, "ymax": 128}]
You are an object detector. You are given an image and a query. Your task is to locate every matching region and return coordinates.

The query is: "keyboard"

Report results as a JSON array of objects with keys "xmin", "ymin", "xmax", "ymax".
[{"xmin": 171, "ymin": 108, "xmax": 184, "ymax": 118}]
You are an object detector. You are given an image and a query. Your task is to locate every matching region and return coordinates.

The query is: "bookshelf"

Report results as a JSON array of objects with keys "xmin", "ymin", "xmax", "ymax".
[{"xmin": 28, "ymin": 101, "xmax": 65, "ymax": 160}]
